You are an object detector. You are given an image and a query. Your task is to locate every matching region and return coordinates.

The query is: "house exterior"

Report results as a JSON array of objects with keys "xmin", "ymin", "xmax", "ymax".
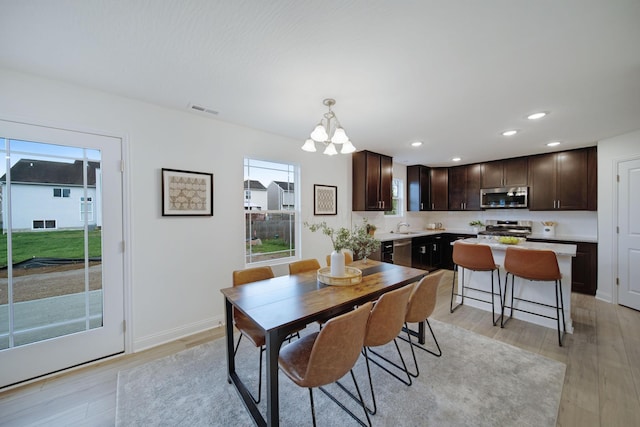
[
  {"xmin": 243, "ymin": 179, "xmax": 267, "ymax": 210},
  {"xmin": 0, "ymin": 158, "xmax": 101, "ymax": 231},
  {"xmin": 267, "ymin": 181, "xmax": 295, "ymax": 210}
]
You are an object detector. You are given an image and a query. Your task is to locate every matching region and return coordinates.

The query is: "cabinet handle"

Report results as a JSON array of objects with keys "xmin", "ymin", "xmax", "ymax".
[
  {"xmin": 432, "ymin": 203, "xmax": 435, "ymax": 210},
  {"xmin": 557, "ymin": 200, "xmax": 561, "ymax": 209},
  {"xmin": 553, "ymin": 200, "xmax": 556, "ymax": 209},
  {"xmin": 420, "ymin": 202, "xmax": 423, "ymax": 210}
]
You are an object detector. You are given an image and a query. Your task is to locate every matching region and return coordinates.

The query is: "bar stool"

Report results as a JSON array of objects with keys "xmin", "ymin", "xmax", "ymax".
[
  {"xmin": 502, "ymin": 247, "xmax": 566, "ymax": 346},
  {"xmin": 450, "ymin": 242, "xmax": 502, "ymax": 326}
]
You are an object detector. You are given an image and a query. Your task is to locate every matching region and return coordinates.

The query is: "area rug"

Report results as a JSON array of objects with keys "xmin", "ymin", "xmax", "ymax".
[{"xmin": 116, "ymin": 320, "xmax": 565, "ymax": 426}]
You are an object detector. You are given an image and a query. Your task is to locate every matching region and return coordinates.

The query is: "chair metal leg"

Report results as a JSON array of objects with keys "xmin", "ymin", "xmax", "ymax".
[
  {"xmin": 556, "ymin": 279, "xmax": 566, "ymax": 346},
  {"xmin": 450, "ymin": 265, "xmax": 465, "ymax": 313},
  {"xmin": 308, "ymin": 388, "xmax": 317, "ymax": 427},
  {"xmin": 233, "ymin": 333, "xmax": 264, "ymax": 404},
  {"xmin": 491, "ymin": 269, "xmax": 503, "ymax": 326},
  {"xmin": 318, "ymin": 369, "xmax": 372, "ymax": 427},
  {"xmin": 399, "ymin": 318, "xmax": 442, "ymax": 378}
]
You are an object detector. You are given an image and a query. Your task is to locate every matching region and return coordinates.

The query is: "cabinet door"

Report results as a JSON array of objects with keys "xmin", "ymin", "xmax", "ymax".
[
  {"xmin": 448, "ymin": 166, "xmax": 466, "ymax": 210},
  {"xmin": 556, "ymin": 149, "xmax": 588, "ymax": 210},
  {"xmin": 528, "ymin": 153, "xmax": 556, "ymax": 210},
  {"xmin": 465, "ymin": 163, "xmax": 482, "ymax": 210},
  {"xmin": 503, "ymin": 157, "xmax": 528, "ymax": 186},
  {"xmin": 430, "ymin": 168, "xmax": 448, "ymax": 210},
  {"xmin": 481, "ymin": 161, "xmax": 503, "ymax": 188},
  {"xmin": 365, "ymin": 151, "xmax": 382, "ymax": 210},
  {"xmin": 587, "ymin": 146, "xmax": 597, "ymax": 211},
  {"xmin": 571, "ymin": 242, "xmax": 597, "ymax": 295},
  {"xmin": 407, "ymin": 165, "xmax": 430, "ymax": 211},
  {"xmin": 379, "ymin": 154, "xmax": 393, "ymax": 211}
]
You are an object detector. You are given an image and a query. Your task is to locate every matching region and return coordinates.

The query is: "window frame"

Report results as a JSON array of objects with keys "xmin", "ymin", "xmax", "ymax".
[
  {"xmin": 384, "ymin": 178, "xmax": 404, "ymax": 217},
  {"xmin": 243, "ymin": 157, "xmax": 301, "ymax": 267}
]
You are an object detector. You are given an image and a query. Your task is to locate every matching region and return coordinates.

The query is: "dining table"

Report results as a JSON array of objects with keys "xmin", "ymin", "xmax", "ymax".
[{"xmin": 220, "ymin": 259, "xmax": 429, "ymax": 427}]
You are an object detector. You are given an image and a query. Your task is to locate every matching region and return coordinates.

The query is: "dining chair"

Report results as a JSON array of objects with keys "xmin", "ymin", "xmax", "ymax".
[
  {"xmin": 399, "ymin": 270, "xmax": 445, "ymax": 378},
  {"xmin": 450, "ymin": 242, "xmax": 503, "ymax": 326},
  {"xmin": 326, "ymin": 251, "xmax": 353, "ymax": 266},
  {"xmin": 288, "ymin": 258, "xmax": 321, "ymax": 274},
  {"xmin": 341, "ymin": 284, "xmax": 414, "ymax": 416},
  {"xmin": 278, "ymin": 302, "xmax": 373, "ymax": 427},
  {"xmin": 502, "ymin": 247, "xmax": 566, "ymax": 346},
  {"xmin": 231, "ymin": 266, "xmax": 274, "ymax": 404}
]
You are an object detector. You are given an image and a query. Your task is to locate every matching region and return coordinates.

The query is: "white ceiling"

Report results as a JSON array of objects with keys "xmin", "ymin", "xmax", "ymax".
[{"xmin": 1, "ymin": 0, "xmax": 639, "ymax": 166}]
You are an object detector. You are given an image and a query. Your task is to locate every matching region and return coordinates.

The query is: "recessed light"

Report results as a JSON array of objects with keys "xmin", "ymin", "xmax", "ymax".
[
  {"xmin": 502, "ymin": 130, "xmax": 518, "ymax": 136},
  {"xmin": 547, "ymin": 141, "xmax": 561, "ymax": 147},
  {"xmin": 527, "ymin": 112, "xmax": 548, "ymax": 120},
  {"xmin": 452, "ymin": 157, "xmax": 461, "ymax": 162},
  {"xmin": 411, "ymin": 141, "xmax": 423, "ymax": 147}
]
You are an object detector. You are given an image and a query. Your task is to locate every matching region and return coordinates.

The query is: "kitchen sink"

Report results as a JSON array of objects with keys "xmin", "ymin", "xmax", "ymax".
[{"xmin": 395, "ymin": 231, "xmax": 420, "ymax": 235}]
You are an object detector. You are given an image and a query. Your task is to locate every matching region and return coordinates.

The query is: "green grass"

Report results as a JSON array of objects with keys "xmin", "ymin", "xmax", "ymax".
[
  {"xmin": 0, "ymin": 230, "xmax": 102, "ymax": 268},
  {"xmin": 247, "ymin": 238, "xmax": 293, "ymax": 254}
]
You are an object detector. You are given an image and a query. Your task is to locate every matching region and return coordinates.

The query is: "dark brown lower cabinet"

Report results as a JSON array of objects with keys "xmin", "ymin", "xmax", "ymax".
[{"xmin": 527, "ymin": 238, "xmax": 598, "ymax": 295}]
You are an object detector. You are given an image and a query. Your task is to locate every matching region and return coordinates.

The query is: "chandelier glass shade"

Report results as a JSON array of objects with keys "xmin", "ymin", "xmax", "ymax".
[{"xmin": 301, "ymin": 98, "xmax": 356, "ymax": 155}]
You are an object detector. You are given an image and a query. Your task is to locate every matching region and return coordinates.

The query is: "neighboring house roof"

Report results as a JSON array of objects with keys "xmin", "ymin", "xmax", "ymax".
[
  {"xmin": 272, "ymin": 181, "xmax": 294, "ymax": 191},
  {"xmin": 0, "ymin": 159, "xmax": 99, "ymax": 186},
  {"xmin": 244, "ymin": 179, "xmax": 266, "ymax": 191}
]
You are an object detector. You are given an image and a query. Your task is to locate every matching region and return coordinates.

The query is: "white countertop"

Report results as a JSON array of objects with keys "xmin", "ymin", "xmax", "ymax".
[
  {"xmin": 458, "ymin": 238, "xmax": 577, "ymax": 256},
  {"xmin": 527, "ymin": 233, "xmax": 597, "ymax": 243},
  {"xmin": 373, "ymin": 230, "xmax": 596, "ymax": 245}
]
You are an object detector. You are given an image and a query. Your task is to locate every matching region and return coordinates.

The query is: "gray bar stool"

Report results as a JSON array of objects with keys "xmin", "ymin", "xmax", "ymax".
[
  {"xmin": 502, "ymin": 247, "xmax": 566, "ymax": 346},
  {"xmin": 450, "ymin": 242, "xmax": 503, "ymax": 325}
]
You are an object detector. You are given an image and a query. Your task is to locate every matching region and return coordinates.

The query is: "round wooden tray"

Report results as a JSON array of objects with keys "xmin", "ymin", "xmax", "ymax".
[{"xmin": 317, "ymin": 266, "xmax": 362, "ymax": 286}]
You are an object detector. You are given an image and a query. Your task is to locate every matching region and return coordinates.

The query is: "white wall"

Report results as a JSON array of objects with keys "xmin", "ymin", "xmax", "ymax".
[
  {"xmin": 596, "ymin": 129, "xmax": 640, "ymax": 303},
  {"xmin": 0, "ymin": 68, "xmax": 352, "ymax": 351}
]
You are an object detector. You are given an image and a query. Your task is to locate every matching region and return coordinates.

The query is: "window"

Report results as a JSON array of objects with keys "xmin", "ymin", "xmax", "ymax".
[
  {"xmin": 53, "ymin": 188, "xmax": 70, "ymax": 198},
  {"xmin": 32, "ymin": 220, "xmax": 56, "ymax": 229},
  {"xmin": 80, "ymin": 197, "xmax": 94, "ymax": 221},
  {"xmin": 244, "ymin": 158, "xmax": 299, "ymax": 265},
  {"xmin": 384, "ymin": 178, "xmax": 403, "ymax": 216}
]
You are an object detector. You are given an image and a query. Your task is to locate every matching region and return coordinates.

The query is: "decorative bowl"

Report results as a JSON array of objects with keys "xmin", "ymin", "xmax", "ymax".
[{"xmin": 497, "ymin": 236, "xmax": 521, "ymax": 245}]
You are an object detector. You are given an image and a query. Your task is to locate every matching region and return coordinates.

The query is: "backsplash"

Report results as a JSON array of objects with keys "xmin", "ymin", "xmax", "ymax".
[{"xmin": 353, "ymin": 210, "xmax": 598, "ymax": 241}]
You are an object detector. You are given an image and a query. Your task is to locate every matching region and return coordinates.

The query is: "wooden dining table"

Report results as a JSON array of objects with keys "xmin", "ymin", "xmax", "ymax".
[{"xmin": 220, "ymin": 259, "xmax": 428, "ymax": 427}]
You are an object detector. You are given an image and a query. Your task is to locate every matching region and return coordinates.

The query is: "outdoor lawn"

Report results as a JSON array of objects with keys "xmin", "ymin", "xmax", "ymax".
[{"xmin": 0, "ymin": 230, "xmax": 102, "ymax": 268}]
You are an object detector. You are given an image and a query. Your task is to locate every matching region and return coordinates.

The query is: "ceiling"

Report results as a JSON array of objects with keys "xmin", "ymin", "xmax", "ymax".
[{"xmin": 1, "ymin": 0, "xmax": 639, "ymax": 166}]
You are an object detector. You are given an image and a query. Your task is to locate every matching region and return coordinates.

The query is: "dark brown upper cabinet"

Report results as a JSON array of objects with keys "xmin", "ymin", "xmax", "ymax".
[
  {"xmin": 587, "ymin": 146, "xmax": 597, "ymax": 211},
  {"xmin": 407, "ymin": 165, "xmax": 430, "ymax": 211},
  {"xmin": 480, "ymin": 157, "xmax": 528, "ymax": 188},
  {"xmin": 430, "ymin": 168, "xmax": 449, "ymax": 211},
  {"xmin": 448, "ymin": 163, "xmax": 481, "ymax": 211},
  {"xmin": 528, "ymin": 148, "xmax": 590, "ymax": 210},
  {"xmin": 352, "ymin": 150, "xmax": 393, "ymax": 211}
]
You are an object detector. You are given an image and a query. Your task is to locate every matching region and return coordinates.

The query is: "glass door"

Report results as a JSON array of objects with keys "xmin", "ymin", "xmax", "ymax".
[{"xmin": 0, "ymin": 119, "xmax": 124, "ymax": 388}]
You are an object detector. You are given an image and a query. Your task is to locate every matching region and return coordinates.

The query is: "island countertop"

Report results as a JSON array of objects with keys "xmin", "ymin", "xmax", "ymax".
[{"xmin": 458, "ymin": 237, "xmax": 577, "ymax": 257}]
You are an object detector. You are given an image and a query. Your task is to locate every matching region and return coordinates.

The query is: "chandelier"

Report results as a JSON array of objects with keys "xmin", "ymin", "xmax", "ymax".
[{"xmin": 301, "ymin": 98, "xmax": 357, "ymax": 155}]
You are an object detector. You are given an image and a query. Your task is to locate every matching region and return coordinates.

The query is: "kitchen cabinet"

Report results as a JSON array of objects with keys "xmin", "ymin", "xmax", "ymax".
[
  {"xmin": 481, "ymin": 157, "xmax": 528, "ymax": 188},
  {"xmin": 407, "ymin": 165, "xmax": 430, "ymax": 211},
  {"xmin": 430, "ymin": 168, "xmax": 449, "ymax": 210},
  {"xmin": 448, "ymin": 163, "xmax": 481, "ymax": 211},
  {"xmin": 412, "ymin": 235, "xmax": 444, "ymax": 271},
  {"xmin": 527, "ymin": 238, "xmax": 597, "ymax": 295},
  {"xmin": 441, "ymin": 233, "xmax": 475, "ymax": 270},
  {"xmin": 528, "ymin": 148, "xmax": 589, "ymax": 210},
  {"xmin": 352, "ymin": 150, "xmax": 393, "ymax": 211},
  {"xmin": 587, "ymin": 146, "xmax": 598, "ymax": 211}
]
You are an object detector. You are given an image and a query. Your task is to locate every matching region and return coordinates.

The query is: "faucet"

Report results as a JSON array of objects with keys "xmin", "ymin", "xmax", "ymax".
[{"xmin": 396, "ymin": 222, "xmax": 410, "ymax": 232}]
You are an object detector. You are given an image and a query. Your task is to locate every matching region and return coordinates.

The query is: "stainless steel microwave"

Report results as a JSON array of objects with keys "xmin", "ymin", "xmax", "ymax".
[{"xmin": 480, "ymin": 187, "xmax": 528, "ymax": 208}]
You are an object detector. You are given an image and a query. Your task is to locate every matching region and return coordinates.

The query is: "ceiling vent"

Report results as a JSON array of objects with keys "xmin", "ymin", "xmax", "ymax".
[{"xmin": 188, "ymin": 103, "xmax": 219, "ymax": 115}]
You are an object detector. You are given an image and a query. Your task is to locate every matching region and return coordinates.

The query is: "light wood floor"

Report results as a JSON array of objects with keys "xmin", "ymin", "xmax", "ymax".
[{"xmin": 1, "ymin": 270, "xmax": 639, "ymax": 426}]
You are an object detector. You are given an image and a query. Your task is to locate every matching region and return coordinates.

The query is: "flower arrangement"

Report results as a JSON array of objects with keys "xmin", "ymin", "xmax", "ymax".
[
  {"xmin": 304, "ymin": 219, "xmax": 381, "ymax": 260},
  {"xmin": 304, "ymin": 221, "xmax": 352, "ymax": 252}
]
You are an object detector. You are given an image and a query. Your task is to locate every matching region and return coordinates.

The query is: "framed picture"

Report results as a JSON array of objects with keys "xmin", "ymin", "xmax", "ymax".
[
  {"xmin": 314, "ymin": 184, "xmax": 337, "ymax": 215},
  {"xmin": 162, "ymin": 168, "xmax": 213, "ymax": 216}
]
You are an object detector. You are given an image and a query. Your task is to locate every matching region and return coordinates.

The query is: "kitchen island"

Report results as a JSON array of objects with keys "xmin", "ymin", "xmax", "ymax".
[{"xmin": 453, "ymin": 238, "xmax": 577, "ymax": 333}]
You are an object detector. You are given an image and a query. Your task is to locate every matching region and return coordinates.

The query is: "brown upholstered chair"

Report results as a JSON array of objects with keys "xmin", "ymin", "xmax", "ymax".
[
  {"xmin": 278, "ymin": 302, "xmax": 373, "ymax": 427},
  {"xmin": 502, "ymin": 247, "xmax": 566, "ymax": 346},
  {"xmin": 400, "ymin": 270, "xmax": 445, "ymax": 377},
  {"xmin": 357, "ymin": 284, "xmax": 414, "ymax": 415},
  {"xmin": 288, "ymin": 258, "xmax": 321, "ymax": 275},
  {"xmin": 231, "ymin": 266, "xmax": 274, "ymax": 403},
  {"xmin": 326, "ymin": 252, "xmax": 353, "ymax": 266},
  {"xmin": 450, "ymin": 242, "xmax": 503, "ymax": 325}
]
